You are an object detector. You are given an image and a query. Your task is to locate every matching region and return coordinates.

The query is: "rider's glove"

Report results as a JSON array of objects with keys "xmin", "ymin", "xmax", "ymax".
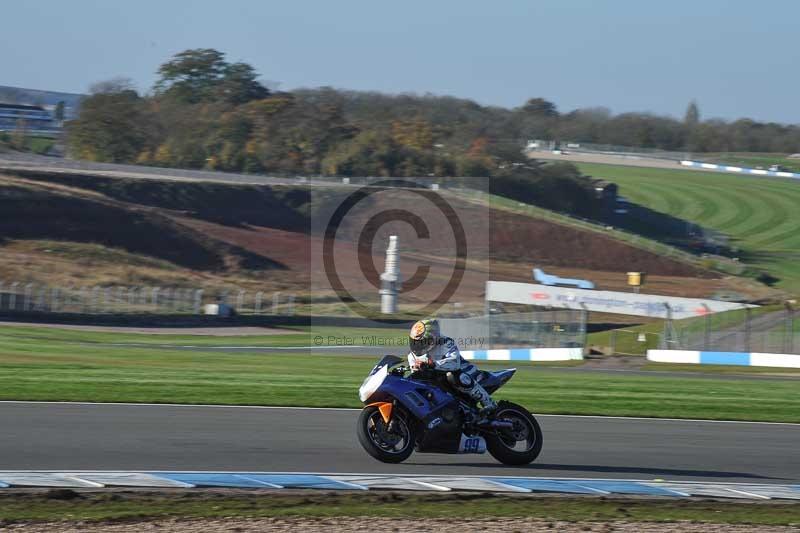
[{"xmin": 411, "ymin": 356, "xmax": 431, "ymax": 371}]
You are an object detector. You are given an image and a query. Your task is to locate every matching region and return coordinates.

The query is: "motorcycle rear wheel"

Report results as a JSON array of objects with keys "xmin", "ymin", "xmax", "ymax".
[
  {"xmin": 485, "ymin": 401, "xmax": 543, "ymax": 465},
  {"xmin": 357, "ymin": 405, "xmax": 416, "ymax": 463}
]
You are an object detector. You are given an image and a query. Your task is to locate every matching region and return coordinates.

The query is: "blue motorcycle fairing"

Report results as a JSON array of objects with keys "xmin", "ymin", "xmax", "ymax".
[
  {"xmin": 478, "ymin": 368, "xmax": 517, "ymax": 394},
  {"xmin": 368, "ymin": 373, "xmax": 457, "ymax": 422},
  {"xmin": 370, "ymin": 373, "xmax": 465, "ymax": 454}
]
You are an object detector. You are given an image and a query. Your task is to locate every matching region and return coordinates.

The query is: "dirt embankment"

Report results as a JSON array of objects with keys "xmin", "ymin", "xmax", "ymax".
[
  {"xmin": 0, "ymin": 175, "xmax": 284, "ymax": 272},
  {"xmin": 0, "ymin": 171, "xmax": 756, "ymax": 301}
]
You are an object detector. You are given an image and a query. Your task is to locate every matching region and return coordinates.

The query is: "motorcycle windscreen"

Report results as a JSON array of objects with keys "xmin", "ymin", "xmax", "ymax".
[{"xmin": 370, "ymin": 355, "xmax": 403, "ymax": 374}]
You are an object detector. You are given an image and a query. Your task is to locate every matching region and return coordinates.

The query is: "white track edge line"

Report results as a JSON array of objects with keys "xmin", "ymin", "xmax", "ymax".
[
  {"xmin": 2, "ymin": 471, "xmax": 798, "ymax": 488},
  {"xmin": 0, "ymin": 400, "xmax": 797, "ymax": 426}
]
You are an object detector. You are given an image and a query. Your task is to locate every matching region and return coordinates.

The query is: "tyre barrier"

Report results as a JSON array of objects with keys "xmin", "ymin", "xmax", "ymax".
[
  {"xmin": 0, "ymin": 472, "xmax": 798, "ymax": 499},
  {"xmin": 647, "ymin": 349, "xmax": 800, "ymax": 368}
]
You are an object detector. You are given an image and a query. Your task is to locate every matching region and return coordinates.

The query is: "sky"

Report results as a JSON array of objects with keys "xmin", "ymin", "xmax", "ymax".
[{"xmin": 2, "ymin": 0, "xmax": 799, "ymax": 123}]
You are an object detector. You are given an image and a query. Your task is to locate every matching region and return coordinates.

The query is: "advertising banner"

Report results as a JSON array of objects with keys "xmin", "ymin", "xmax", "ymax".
[{"xmin": 486, "ymin": 281, "xmax": 755, "ymax": 319}]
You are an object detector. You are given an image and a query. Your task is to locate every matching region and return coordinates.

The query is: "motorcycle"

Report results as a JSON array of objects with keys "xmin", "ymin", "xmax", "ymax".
[{"xmin": 357, "ymin": 355, "xmax": 543, "ymax": 465}]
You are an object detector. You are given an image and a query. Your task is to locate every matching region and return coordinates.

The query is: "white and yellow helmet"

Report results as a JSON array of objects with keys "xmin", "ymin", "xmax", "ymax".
[{"xmin": 409, "ymin": 318, "xmax": 440, "ymax": 356}]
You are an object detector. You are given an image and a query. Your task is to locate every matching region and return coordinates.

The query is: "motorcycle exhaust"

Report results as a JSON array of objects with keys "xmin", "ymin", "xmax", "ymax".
[{"xmin": 479, "ymin": 420, "xmax": 514, "ymax": 430}]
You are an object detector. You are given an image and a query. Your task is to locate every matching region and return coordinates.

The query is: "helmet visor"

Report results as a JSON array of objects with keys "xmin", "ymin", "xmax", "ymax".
[{"xmin": 410, "ymin": 336, "xmax": 434, "ymax": 356}]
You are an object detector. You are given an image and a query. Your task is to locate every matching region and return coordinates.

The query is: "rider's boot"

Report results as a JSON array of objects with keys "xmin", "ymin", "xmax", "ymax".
[{"xmin": 468, "ymin": 383, "xmax": 497, "ymax": 422}]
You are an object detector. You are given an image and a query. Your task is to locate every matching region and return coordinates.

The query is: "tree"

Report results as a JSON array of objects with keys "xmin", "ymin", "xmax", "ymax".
[
  {"xmin": 90, "ymin": 77, "xmax": 138, "ymax": 95},
  {"xmin": 391, "ymin": 118, "xmax": 434, "ymax": 150},
  {"xmin": 521, "ymin": 97, "xmax": 559, "ymax": 117},
  {"xmin": 54, "ymin": 101, "xmax": 65, "ymax": 122},
  {"xmin": 66, "ymin": 81, "xmax": 150, "ymax": 162},
  {"xmin": 217, "ymin": 62, "xmax": 270, "ymax": 105},
  {"xmin": 154, "ymin": 48, "xmax": 227, "ymax": 103},
  {"xmin": 69, "ymin": 49, "xmax": 800, "ymax": 179},
  {"xmin": 154, "ymin": 48, "xmax": 269, "ymax": 105},
  {"xmin": 684, "ymin": 100, "xmax": 700, "ymax": 127}
]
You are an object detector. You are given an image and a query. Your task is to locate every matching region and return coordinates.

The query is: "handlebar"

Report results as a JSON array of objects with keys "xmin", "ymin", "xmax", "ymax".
[{"xmin": 390, "ymin": 366, "xmax": 409, "ymax": 376}]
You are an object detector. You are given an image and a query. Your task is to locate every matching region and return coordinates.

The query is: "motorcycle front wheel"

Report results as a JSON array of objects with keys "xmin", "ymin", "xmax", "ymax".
[
  {"xmin": 485, "ymin": 401, "xmax": 543, "ymax": 465},
  {"xmin": 356, "ymin": 405, "xmax": 416, "ymax": 463}
]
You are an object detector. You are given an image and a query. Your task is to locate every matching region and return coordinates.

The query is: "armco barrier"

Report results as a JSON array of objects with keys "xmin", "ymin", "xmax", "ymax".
[
  {"xmin": 647, "ymin": 349, "xmax": 800, "ymax": 368},
  {"xmin": 461, "ymin": 347, "xmax": 583, "ymax": 361},
  {"xmin": 0, "ymin": 472, "xmax": 799, "ymax": 499},
  {"xmin": 680, "ymin": 160, "xmax": 800, "ymax": 180}
]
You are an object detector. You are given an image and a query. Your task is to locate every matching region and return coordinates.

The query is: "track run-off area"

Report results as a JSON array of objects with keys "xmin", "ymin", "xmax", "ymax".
[{"xmin": 1, "ymin": 401, "xmax": 798, "ymax": 484}]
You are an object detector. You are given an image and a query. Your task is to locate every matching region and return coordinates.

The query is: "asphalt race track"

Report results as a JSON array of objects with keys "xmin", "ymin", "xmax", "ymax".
[{"xmin": 1, "ymin": 402, "xmax": 797, "ymax": 483}]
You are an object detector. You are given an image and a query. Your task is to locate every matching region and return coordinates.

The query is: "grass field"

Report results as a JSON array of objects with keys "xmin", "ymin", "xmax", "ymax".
[
  {"xmin": 576, "ymin": 162, "xmax": 800, "ymax": 292},
  {"xmin": 1, "ymin": 325, "xmax": 799, "ymax": 422},
  {"xmin": 0, "ymin": 324, "xmax": 408, "ymax": 348},
  {"xmin": 0, "ymin": 134, "xmax": 54, "ymax": 155}
]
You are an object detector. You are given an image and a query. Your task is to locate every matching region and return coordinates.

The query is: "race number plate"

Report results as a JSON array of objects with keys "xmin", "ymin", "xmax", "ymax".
[{"xmin": 457, "ymin": 434, "xmax": 486, "ymax": 454}]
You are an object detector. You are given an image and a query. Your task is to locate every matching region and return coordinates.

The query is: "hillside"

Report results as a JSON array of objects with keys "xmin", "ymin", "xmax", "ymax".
[
  {"xmin": 0, "ymin": 170, "xmax": 771, "ymax": 316},
  {"xmin": 576, "ymin": 162, "xmax": 800, "ymax": 293}
]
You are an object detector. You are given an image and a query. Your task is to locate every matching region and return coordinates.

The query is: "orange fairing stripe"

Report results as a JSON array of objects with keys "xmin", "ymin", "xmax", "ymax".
[{"xmin": 366, "ymin": 402, "xmax": 393, "ymax": 424}]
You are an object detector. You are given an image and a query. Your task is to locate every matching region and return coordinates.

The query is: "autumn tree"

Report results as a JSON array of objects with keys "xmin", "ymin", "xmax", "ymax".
[
  {"xmin": 67, "ymin": 78, "xmax": 150, "ymax": 162},
  {"xmin": 391, "ymin": 118, "xmax": 434, "ymax": 151}
]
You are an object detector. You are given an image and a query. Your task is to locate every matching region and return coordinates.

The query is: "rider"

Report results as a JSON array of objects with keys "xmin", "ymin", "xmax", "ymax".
[{"xmin": 407, "ymin": 318, "xmax": 497, "ymax": 416}]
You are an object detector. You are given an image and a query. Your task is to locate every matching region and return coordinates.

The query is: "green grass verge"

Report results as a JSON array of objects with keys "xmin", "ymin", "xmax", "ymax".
[
  {"xmin": 576, "ymin": 162, "xmax": 800, "ymax": 292},
  {"xmin": 1, "ymin": 325, "xmax": 799, "ymax": 422},
  {"xmin": 2, "ymin": 492, "xmax": 800, "ymax": 525},
  {"xmin": 0, "ymin": 324, "xmax": 408, "ymax": 348},
  {"xmin": 0, "ymin": 134, "xmax": 55, "ymax": 155},
  {"xmin": 645, "ymin": 362, "xmax": 800, "ymax": 375},
  {"xmin": 586, "ymin": 322, "xmax": 663, "ymax": 355}
]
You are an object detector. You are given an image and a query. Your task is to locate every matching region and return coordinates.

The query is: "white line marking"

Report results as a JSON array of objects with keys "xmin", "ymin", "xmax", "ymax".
[
  {"xmin": 724, "ymin": 488, "xmax": 771, "ymax": 500},
  {"xmin": 571, "ymin": 483, "xmax": 611, "ymax": 495},
  {"xmin": 535, "ymin": 413, "xmax": 800, "ymax": 426},
  {"xmin": 235, "ymin": 475, "xmax": 283, "ymax": 489},
  {"xmin": 0, "ymin": 401, "xmax": 798, "ymax": 426},
  {"xmin": 482, "ymin": 479, "xmax": 533, "ymax": 493},
  {"xmin": 320, "ymin": 476, "xmax": 370, "ymax": 491},
  {"xmin": 641, "ymin": 484, "xmax": 691, "ymax": 497},
  {"xmin": 64, "ymin": 475, "xmax": 105, "ymax": 488},
  {"xmin": 0, "ymin": 400, "xmax": 361, "ymax": 411},
  {"xmin": 407, "ymin": 479, "xmax": 452, "ymax": 491},
  {"xmin": 1, "ymin": 471, "xmax": 797, "ymax": 490}
]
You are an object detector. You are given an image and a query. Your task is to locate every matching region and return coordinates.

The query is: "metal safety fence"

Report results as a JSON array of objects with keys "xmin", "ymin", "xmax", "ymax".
[
  {"xmin": 526, "ymin": 140, "xmax": 690, "ymax": 161},
  {"xmin": 662, "ymin": 306, "xmax": 800, "ymax": 355},
  {"xmin": 439, "ymin": 309, "xmax": 586, "ymax": 350},
  {"xmin": 0, "ymin": 281, "xmax": 296, "ymax": 316}
]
